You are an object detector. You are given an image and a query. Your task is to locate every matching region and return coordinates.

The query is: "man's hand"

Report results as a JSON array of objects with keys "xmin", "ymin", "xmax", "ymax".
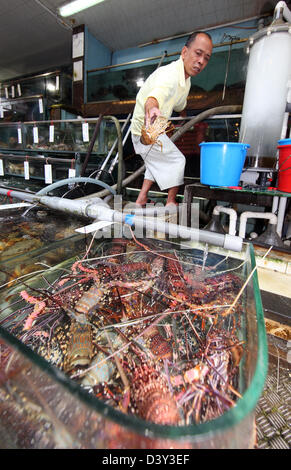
[{"xmin": 145, "ymin": 97, "xmax": 161, "ymax": 127}]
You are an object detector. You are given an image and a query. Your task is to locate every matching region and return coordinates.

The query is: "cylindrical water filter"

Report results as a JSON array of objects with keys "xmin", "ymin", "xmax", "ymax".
[{"xmin": 240, "ymin": 23, "xmax": 291, "ymax": 167}]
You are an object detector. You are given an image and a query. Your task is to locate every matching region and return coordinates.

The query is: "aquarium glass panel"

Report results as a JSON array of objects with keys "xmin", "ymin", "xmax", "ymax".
[
  {"xmin": 0, "ymin": 237, "xmax": 267, "ymax": 448},
  {"xmin": 87, "ymin": 47, "xmax": 248, "ymax": 103}
]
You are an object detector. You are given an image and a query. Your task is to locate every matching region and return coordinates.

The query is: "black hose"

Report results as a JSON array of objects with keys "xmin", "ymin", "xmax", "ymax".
[
  {"xmin": 171, "ymin": 105, "xmax": 242, "ymax": 143},
  {"xmin": 80, "ymin": 114, "xmax": 103, "ymax": 177}
]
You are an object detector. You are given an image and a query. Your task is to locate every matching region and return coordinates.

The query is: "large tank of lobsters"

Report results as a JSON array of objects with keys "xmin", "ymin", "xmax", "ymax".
[{"xmin": 0, "ymin": 235, "xmax": 252, "ymax": 448}]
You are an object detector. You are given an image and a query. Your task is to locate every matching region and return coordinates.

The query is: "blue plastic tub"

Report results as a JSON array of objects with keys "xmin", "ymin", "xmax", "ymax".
[
  {"xmin": 278, "ymin": 138, "xmax": 291, "ymax": 146},
  {"xmin": 200, "ymin": 142, "xmax": 250, "ymax": 187}
]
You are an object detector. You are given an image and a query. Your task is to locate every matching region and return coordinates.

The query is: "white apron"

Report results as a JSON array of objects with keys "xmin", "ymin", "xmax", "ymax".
[{"xmin": 131, "ymin": 133, "xmax": 185, "ymax": 191}]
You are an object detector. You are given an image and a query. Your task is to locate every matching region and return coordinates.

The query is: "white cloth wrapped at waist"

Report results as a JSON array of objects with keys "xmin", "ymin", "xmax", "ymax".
[{"xmin": 131, "ymin": 133, "xmax": 185, "ymax": 191}]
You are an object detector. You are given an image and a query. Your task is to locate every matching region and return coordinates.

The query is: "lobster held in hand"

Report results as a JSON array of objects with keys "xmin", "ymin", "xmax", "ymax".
[{"xmin": 141, "ymin": 116, "xmax": 175, "ymax": 146}]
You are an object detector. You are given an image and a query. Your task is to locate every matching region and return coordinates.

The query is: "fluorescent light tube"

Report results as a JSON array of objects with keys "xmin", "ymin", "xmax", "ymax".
[{"xmin": 59, "ymin": 0, "xmax": 105, "ymax": 17}]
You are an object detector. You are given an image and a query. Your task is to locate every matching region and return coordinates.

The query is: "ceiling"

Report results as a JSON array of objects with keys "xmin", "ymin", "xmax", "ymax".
[{"xmin": 0, "ymin": 0, "xmax": 283, "ymax": 81}]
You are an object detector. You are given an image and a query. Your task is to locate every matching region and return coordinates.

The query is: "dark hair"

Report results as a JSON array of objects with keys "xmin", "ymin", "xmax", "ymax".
[{"xmin": 185, "ymin": 31, "xmax": 212, "ymax": 48}]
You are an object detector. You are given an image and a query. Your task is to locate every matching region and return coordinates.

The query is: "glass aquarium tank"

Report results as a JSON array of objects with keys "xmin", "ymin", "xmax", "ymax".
[
  {"xmin": 0, "ymin": 206, "xmax": 86, "ymax": 262},
  {"xmin": 87, "ymin": 47, "xmax": 247, "ymax": 103},
  {"xmin": 0, "ymin": 204, "xmax": 90, "ymax": 287},
  {"xmin": 0, "ymin": 69, "xmax": 72, "ymax": 122},
  {"xmin": 0, "ymin": 237, "xmax": 267, "ymax": 449},
  {"xmin": 0, "ymin": 119, "xmax": 109, "ymax": 154},
  {"xmin": 0, "ymin": 118, "xmax": 120, "ymax": 184}
]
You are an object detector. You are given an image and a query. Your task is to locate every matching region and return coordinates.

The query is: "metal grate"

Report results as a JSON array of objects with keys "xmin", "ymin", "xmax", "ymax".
[{"xmin": 255, "ymin": 361, "xmax": 291, "ymax": 449}]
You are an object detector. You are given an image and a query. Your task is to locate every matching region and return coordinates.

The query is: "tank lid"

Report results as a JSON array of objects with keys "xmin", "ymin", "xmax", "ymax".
[{"xmin": 248, "ymin": 22, "xmax": 291, "ymax": 47}]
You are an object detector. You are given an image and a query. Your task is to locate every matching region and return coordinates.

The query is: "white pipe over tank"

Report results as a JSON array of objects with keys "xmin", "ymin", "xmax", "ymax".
[
  {"xmin": 274, "ymin": 1, "xmax": 291, "ymax": 22},
  {"xmin": 239, "ymin": 23, "xmax": 291, "ymax": 166},
  {"xmin": 0, "ymin": 202, "xmax": 32, "ymax": 211},
  {"xmin": 276, "ymin": 197, "xmax": 287, "ymax": 237},
  {"xmin": 239, "ymin": 211, "xmax": 278, "ymax": 239},
  {"xmin": 36, "ymin": 195, "xmax": 243, "ymax": 252},
  {"xmin": 213, "ymin": 206, "xmax": 237, "ymax": 236}
]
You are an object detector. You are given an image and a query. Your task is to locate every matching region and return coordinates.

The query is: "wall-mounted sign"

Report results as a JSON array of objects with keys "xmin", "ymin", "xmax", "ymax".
[{"xmin": 72, "ymin": 32, "xmax": 84, "ymax": 59}]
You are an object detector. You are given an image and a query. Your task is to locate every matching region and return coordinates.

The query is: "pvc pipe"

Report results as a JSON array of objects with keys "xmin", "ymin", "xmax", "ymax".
[
  {"xmin": 123, "ymin": 203, "xmax": 178, "ymax": 217},
  {"xmin": 272, "ymin": 196, "xmax": 279, "ymax": 213},
  {"xmin": 38, "ymin": 196, "xmax": 109, "ymax": 219},
  {"xmin": 0, "ymin": 187, "xmax": 40, "ymax": 203},
  {"xmin": 0, "ymin": 202, "xmax": 32, "ymax": 210},
  {"xmin": 0, "ymin": 186, "xmax": 243, "ymax": 251},
  {"xmin": 35, "ymin": 177, "xmax": 116, "ymax": 196},
  {"xmin": 114, "ymin": 213, "xmax": 243, "ymax": 252},
  {"xmin": 273, "ymin": 1, "xmax": 291, "ymax": 22},
  {"xmin": 84, "ymin": 202, "xmax": 242, "ymax": 252},
  {"xmin": 213, "ymin": 205, "xmax": 237, "ymax": 236},
  {"xmin": 239, "ymin": 211, "xmax": 278, "ymax": 239},
  {"xmin": 37, "ymin": 195, "xmax": 243, "ymax": 251},
  {"xmin": 276, "ymin": 196, "xmax": 287, "ymax": 237}
]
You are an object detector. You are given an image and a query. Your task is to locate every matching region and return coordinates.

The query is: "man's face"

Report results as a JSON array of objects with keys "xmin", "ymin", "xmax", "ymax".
[{"xmin": 181, "ymin": 34, "xmax": 213, "ymax": 79}]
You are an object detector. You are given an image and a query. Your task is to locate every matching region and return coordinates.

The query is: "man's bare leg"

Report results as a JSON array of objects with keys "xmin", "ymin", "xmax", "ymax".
[
  {"xmin": 135, "ymin": 179, "xmax": 154, "ymax": 206},
  {"xmin": 166, "ymin": 186, "xmax": 179, "ymax": 206}
]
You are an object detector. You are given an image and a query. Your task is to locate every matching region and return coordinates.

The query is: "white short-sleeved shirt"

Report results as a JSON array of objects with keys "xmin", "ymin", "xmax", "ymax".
[{"xmin": 131, "ymin": 56, "xmax": 191, "ymax": 136}]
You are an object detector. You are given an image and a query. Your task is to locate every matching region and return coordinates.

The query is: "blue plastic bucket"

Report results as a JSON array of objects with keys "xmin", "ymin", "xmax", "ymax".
[
  {"xmin": 199, "ymin": 142, "xmax": 250, "ymax": 187},
  {"xmin": 278, "ymin": 138, "xmax": 291, "ymax": 146}
]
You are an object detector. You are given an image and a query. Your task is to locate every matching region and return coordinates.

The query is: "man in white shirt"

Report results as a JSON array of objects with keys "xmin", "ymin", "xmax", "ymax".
[{"xmin": 131, "ymin": 31, "xmax": 213, "ymax": 206}]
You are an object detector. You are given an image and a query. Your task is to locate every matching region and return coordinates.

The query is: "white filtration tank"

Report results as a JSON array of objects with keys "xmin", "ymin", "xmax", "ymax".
[{"xmin": 240, "ymin": 23, "xmax": 291, "ymax": 166}]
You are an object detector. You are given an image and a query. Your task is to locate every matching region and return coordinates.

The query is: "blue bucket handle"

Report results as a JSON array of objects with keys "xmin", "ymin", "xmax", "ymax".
[{"xmin": 241, "ymin": 144, "xmax": 250, "ymax": 155}]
